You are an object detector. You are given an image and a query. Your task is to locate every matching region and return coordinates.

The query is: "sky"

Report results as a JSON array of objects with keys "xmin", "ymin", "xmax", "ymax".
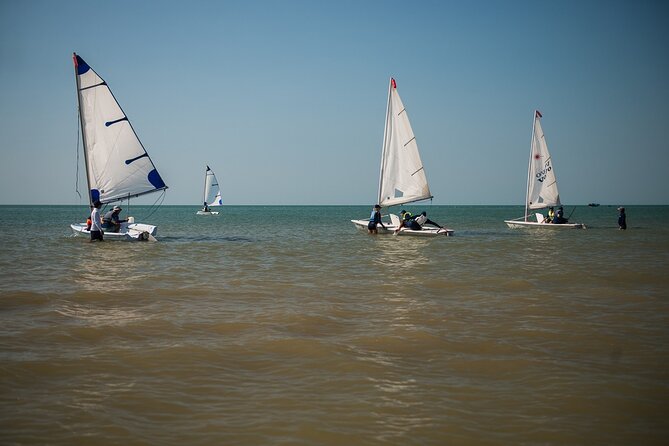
[{"xmin": 1, "ymin": 0, "xmax": 668, "ymax": 206}]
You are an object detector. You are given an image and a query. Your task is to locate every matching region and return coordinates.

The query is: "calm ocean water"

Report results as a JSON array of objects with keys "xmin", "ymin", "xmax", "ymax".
[{"xmin": 1, "ymin": 205, "xmax": 668, "ymax": 445}]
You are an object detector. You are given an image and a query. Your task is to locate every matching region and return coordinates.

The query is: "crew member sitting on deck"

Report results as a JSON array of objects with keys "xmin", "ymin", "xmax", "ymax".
[
  {"xmin": 552, "ymin": 206, "xmax": 568, "ymax": 224},
  {"xmin": 396, "ymin": 210, "xmax": 422, "ymax": 232},
  {"xmin": 102, "ymin": 206, "xmax": 127, "ymax": 233}
]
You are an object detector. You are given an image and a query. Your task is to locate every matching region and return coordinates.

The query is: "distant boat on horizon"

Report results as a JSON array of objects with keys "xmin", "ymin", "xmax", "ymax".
[
  {"xmin": 196, "ymin": 165, "xmax": 222, "ymax": 215},
  {"xmin": 588, "ymin": 203, "xmax": 600, "ymax": 207}
]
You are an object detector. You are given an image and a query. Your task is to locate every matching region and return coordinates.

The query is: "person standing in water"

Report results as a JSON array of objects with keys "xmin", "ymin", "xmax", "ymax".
[
  {"xmin": 618, "ymin": 207, "xmax": 627, "ymax": 230},
  {"xmin": 368, "ymin": 204, "xmax": 386, "ymax": 234},
  {"xmin": 90, "ymin": 200, "xmax": 104, "ymax": 242}
]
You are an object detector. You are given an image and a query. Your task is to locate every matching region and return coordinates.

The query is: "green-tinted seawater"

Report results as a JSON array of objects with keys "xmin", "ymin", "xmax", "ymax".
[{"xmin": 1, "ymin": 205, "xmax": 668, "ymax": 445}]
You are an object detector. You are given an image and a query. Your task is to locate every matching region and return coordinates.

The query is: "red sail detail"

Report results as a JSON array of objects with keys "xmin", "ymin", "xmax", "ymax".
[{"xmin": 391, "ymin": 78, "xmax": 397, "ymax": 89}]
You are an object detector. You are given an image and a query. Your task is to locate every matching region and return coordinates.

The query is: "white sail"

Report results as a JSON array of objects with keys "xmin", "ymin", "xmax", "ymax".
[
  {"xmin": 527, "ymin": 111, "xmax": 560, "ymax": 210},
  {"xmin": 377, "ymin": 78, "xmax": 432, "ymax": 208},
  {"xmin": 203, "ymin": 165, "xmax": 223, "ymax": 206},
  {"xmin": 73, "ymin": 53, "xmax": 167, "ymax": 205}
]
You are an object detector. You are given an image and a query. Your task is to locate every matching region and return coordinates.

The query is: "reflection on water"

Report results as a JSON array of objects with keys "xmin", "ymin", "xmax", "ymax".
[
  {"xmin": 74, "ymin": 243, "xmax": 153, "ymax": 293},
  {"xmin": 373, "ymin": 238, "xmax": 431, "ymax": 269},
  {"xmin": 55, "ymin": 304, "xmax": 148, "ymax": 328}
]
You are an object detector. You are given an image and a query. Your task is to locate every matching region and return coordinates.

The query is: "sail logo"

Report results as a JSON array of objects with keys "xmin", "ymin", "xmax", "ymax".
[{"xmin": 535, "ymin": 160, "xmax": 552, "ymax": 182}]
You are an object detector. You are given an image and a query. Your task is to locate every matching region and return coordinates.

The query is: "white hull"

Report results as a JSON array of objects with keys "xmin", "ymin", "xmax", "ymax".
[
  {"xmin": 504, "ymin": 219, "xmax": 584, "ymax": 230},
  {"xmin": 351, "ymin": 217, "xmax": 454, "ymax": 237},
  {"xmin": 196, "ymin": 210, "xmax": 219, "ymax": 215},
  {"xmin": 70, "ymin": 222, "xmax": 158, "ymax": 241}
]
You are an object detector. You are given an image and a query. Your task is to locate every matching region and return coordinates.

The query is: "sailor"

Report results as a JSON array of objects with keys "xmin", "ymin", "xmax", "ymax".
[
  {"xmin": 89, "ymin": 200, "xmax": 104, "ymax": 242},
  {"xmin": 552, "ymin": 206, "xmax": 567, "ymax": 224},
  {"xmin": 368, "ymin": 204, "xmax": 386, "ymax": 234},
  {"xmin": 414, "ymin": 211, "xmax": 444, "ymax": 229},
  {"xmin": 396, "ymin": 210, "xmax": 422, "ymax": 232},
  {"xmin": 618, "ymin": 207, "xmax": 627, "ymax": 230},
  {"xmin": 102, "ymin": 206, "xmax": 127, "ymax": 233}
]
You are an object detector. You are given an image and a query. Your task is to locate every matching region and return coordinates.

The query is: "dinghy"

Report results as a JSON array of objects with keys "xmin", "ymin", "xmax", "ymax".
[
  {"xmin": 196, "ymin": 165, "xmax": 222, "ymax": 215},
  {"xmin": 351, "ymin": 78, "xmax": 454, "ymax": 236},
  {"xmin": 504, "ymin": 111, "xmax": 584, "ymax": 229},
  {"xmin": 70, "ymin": 53, "xmax": 168, "ymax": 240}
]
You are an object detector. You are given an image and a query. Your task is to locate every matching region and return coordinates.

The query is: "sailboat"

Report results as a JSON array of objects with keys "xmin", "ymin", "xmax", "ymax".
[
  {"xmin": 69, "ymin": 53, "xmax": 168, "ymax": 241},
  {"xmin": 504, "ymin": 110, "xmax": 584, "ymax": 229},
  {"xmin": 351, "ymin": 78, "xmax": 454, "ymax": 236},
  {"xmin": 196, "ymin": 165, "xmax": 222, "ymax": 215}
]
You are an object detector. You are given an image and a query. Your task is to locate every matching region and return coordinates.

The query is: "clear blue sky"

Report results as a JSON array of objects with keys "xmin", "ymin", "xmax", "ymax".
[{"xmin": 1, "ymin": 0, "xmax": 667, "ymax": 205}]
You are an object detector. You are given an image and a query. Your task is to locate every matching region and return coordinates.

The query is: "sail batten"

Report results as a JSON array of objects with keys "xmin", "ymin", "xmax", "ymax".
[
  {"xmin": 73, "ymin": 53, "xmax": 167, "ymax": 205},
  {"xmin": 377, "ymin": 78, "xmax": 432, "ymax": 208}
]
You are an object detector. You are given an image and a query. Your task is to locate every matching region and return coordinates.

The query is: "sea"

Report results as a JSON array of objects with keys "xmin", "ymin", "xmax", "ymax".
[{"xmin": 1, "ymin": 204, "xmax": 668, "ymax": 445}]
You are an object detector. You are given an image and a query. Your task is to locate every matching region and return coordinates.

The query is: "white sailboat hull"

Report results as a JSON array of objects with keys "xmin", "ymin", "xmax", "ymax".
[
  {"xmin": 351, "ymin": 218, "xmax": 454, "ymax": 237},
  {"xmin": 196, "ymin": 210, "xmax": 219, "ymax": 215},
  {"xmin": 70, "ymin": 222, "xmax": 158, "ymax": 241},
  {"xmin": 504, "ymin": 219, "xmax": 584, "ymax": 230}
]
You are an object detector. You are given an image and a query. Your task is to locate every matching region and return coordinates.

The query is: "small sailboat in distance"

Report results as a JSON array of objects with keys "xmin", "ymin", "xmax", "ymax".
[
  {"xmin": 351, "ymin": 78, "xmax": 454, "ymax": 236},
  {"xmin": 504, "ymin": 110, "xmax": 584, "ymax": 229},
  {"xmin": 196, "ymin": 165, "xmax": 222, "ymax": 215},
  {"xmin": 69, "ymin": 53, "xmax": 168, "ymax": 240}
]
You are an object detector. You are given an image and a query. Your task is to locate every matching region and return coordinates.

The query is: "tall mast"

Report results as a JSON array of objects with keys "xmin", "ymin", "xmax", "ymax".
[
  {"xmin": 73, "ymin": 53, "xmax": 93, "ymax": 206},
  {"xmin": 377, "ymin": 77, "xmax": 394, "ymax": 206},
  {"xmin": 524, "ymin": 110, "xmax": 539, "ymax": 222}
]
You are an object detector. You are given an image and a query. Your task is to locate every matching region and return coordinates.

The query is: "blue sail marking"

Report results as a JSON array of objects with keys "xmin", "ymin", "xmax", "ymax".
[
  {"xmin": 105, "ymin": 117, "xmax": 129, "ymax": 127},
  {"xmin": 148, "ymin": 169, "xmax": 166, "ymax": 189},
  {"xmin": 125, "ymin": 153, "xmax": 149, "ymax": 165},
  {"xmin": 75, "ymin": 55, "xmax": 91, "ymax": 75},
  {"xmin": 90, "ymin": 189, "xmax": 100, "ymax": 203}
]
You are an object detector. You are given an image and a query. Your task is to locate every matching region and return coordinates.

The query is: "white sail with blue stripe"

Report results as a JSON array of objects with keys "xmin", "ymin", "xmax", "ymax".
[
  {"xmin": 70, "ymin": 53, "xmax": 167, "ymax": 241},
  {"xmin": 196, "ymin": 165, "xmax": 222, "ymax": 215},
  {"xmin": 74, "ymin": 53, "xmax": 167, "ymax": 204}
]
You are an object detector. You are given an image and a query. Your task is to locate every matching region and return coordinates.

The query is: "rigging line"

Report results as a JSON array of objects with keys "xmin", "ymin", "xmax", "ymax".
[{"xmin": 142, "ymin": 190, "xmax": 166, "ymax": 221}]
